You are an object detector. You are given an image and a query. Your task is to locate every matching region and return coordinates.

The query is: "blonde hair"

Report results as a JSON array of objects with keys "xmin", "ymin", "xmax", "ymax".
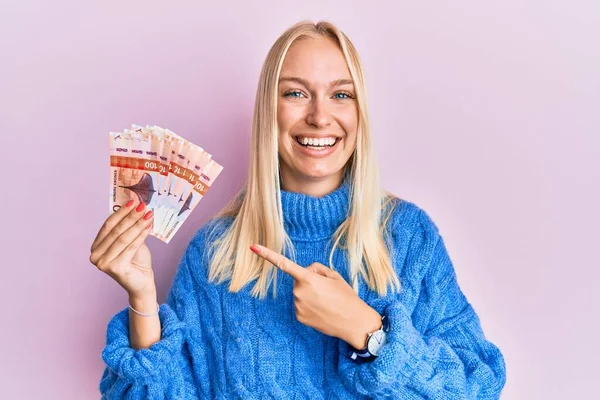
[{"xmin": 206, "ymin": 20, "xmax": 401, "ymax": 299}]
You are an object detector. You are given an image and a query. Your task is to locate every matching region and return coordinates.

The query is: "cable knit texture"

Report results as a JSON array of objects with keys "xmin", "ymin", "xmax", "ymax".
[{"xmin": 100, "ymin": 180, "xmax": 507, "ymax": 399}]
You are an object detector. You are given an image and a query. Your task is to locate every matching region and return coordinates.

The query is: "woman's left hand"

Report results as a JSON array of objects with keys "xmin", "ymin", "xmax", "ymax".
[{"xmin": 250, "ymin": 244, "xmax": 383, "ymax": 349}]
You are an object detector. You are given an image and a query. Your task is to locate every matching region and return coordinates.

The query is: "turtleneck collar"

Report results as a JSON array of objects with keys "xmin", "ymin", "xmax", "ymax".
[{"xmin": 279, "ymin": 177, "xmax": 351, "ymax": 241}]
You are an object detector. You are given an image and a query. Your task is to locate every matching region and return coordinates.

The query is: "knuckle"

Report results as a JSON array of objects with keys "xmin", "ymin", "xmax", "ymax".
[
  {"xmin": 116, "ymin": 235, "xmax": 130, "ymax": 246},
  {"xmin": 102, "ymin": 260, "xmax": 118, "ymax": 274},
  {"xmin": 96, "ymin": 258, "xmax": 107, "ymax": 271},
  {"xmin": 278, "ymin": 258, "xmax": 287, "ymax": 269},
  {"xmin": 108, "ymin": 228, "xmax": 121, "ymax": 241}
]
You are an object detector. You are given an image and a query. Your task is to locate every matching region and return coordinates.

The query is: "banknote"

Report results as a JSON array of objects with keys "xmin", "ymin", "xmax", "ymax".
[
  {"xmin": 109, "ymin": 125, "xmax": 223, "ymax": 243},
  {"xmin": 153, "ymin": 129, "xmax": 186, "ymax": 237},
  {"xmin": 160, "ymin": 145, "xmax": 223, "ymax": 243},
  {"xmin": 109, "ymin": 130, "xmax": 160, "ymax": 223},
  {"xmin": 161, "ymin": 157, "xmax": 223, "ymax": 243}
]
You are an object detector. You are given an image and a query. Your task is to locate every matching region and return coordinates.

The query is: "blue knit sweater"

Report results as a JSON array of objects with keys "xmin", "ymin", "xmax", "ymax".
[{"xmin": 100, "ymin": 180, "xmax": 506, "ymax": 399}]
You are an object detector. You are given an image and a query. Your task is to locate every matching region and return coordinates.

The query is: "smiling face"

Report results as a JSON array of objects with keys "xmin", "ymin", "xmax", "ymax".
[{"xmin": 277, "ymin": 36, "xmax": 358, "ymax": 195}]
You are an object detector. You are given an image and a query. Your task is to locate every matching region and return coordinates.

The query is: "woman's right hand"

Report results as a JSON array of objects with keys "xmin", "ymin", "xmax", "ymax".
[{"xmin": 89, "ymin": 199, "xmax": 156, "ymax": 298}]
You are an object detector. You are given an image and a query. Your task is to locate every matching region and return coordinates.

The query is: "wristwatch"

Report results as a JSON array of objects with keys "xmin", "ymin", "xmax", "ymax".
[{"xmin": 349, "ymin": 315, "xmax": 390, "ymax": 361}]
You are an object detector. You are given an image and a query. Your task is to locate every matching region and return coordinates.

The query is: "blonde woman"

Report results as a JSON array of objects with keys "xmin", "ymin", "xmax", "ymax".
[{"xmin": 91, "ymin": 21, "xmax": 506, "ymax": 399}]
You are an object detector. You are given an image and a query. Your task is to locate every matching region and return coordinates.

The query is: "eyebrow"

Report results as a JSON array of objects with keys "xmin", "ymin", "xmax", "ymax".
[{"xmin": 279, "ymin": 76, "xmax": 354, "ymax": 88}]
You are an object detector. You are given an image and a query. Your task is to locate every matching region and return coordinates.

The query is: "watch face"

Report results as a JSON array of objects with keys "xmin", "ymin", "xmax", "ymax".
[{"xmin": 367, "ymin": 330, "xmax": 388, "ymax": 356}]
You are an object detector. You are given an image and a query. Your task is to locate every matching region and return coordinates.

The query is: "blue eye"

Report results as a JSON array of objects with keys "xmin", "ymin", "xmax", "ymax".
[
  {"xmin": 333, "ymin": 92, "xmax": 352, "ymax": 99},
  {"xmin": 284, "ymin": 90, "xmax": 304, "ymax": 98}
]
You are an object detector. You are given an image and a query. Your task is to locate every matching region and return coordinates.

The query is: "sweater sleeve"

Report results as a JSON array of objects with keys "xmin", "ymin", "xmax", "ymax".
[
  {"xmin": 337, "ymin": 209, "xmax": 507, "ymax": 399},
  {"xmin": 99, "ymin": 226, "xmax": 212, "ymax": 399}
]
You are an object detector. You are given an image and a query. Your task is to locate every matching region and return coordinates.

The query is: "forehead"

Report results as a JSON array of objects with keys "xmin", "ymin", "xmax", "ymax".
[{"xmin": 280, "ymin": 37, "xmax": 352, "ymax": 84}]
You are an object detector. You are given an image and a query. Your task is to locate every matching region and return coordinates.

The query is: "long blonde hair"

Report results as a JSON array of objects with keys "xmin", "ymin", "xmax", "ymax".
[{"xmin": 206, "ymin": 20, "xmax": 401, "ymax": 299}]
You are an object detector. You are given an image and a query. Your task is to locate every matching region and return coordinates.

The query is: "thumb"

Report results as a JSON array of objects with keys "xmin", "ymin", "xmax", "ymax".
[{"xmin": 308, "ymin": 263, "xmax": 340, "ymax": 279}]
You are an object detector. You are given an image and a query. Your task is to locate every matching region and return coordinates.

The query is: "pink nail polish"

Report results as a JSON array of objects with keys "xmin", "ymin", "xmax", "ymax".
[{"xmin": 250, "ymin": 245, "xmax": 260, "ymax": 254}]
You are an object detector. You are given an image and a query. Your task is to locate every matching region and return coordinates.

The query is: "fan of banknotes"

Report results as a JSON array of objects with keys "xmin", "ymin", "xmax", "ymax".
[{"xmin": 109, "ymin": 124, "xmax": 223, "ymax": 244}]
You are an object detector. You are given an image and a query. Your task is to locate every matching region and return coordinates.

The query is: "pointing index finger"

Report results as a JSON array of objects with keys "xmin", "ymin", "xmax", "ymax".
[{"xmin": 251, "ymin": 244, "xmax": 308, "ymax": 281}]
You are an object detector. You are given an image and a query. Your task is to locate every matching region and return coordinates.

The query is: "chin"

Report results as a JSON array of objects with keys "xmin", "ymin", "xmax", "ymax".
[{"xmin": 297, "ymin": 166, "xmax": 340, "ymax": 180}]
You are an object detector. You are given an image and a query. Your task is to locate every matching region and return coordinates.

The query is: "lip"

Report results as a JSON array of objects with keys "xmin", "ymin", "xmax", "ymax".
[{"xmin": 292, "ymin": 136, "xmax": 341, "ymax": 158}]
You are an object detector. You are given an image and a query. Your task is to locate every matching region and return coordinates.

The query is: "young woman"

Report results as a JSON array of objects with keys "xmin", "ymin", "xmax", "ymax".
[{"xmin": 91, "ymin": 21, "xmax": 506, "ymax": 399}]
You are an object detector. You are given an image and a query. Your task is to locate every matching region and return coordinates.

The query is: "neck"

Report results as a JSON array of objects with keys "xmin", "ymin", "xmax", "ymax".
[
  {"xmin": 279, "ymin": 176, "xmax": 351, "ymax": 240},
  {"xmin": 280, "ymin": 168, "xmax": 345, "ymax": 197}
]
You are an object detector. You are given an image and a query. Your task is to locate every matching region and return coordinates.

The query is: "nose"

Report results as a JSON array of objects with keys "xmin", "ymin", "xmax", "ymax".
[{"xmin": 305, "ymin": 97, "xmax": 333, "ymax": 128}]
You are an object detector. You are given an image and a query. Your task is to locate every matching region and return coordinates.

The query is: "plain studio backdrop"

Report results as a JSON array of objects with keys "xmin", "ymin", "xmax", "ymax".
[{"xmin": 1, "ymin": 1, "xmax": 598, "ymax": 399}]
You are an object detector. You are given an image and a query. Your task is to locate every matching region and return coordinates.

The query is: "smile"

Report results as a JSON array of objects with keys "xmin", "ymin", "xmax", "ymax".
[
  {"xmin": 292, "ymin": 135, "xmax": 342, "ymax": 158},
  {"xmin": 294, "ymin": 136, "xmax": 339, "ymax": 148}
]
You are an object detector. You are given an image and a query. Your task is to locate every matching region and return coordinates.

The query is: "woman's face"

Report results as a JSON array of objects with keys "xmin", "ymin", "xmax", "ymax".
[{"xmin": 277, "ymin": 37, "xmax": 358, "ymax": 193}]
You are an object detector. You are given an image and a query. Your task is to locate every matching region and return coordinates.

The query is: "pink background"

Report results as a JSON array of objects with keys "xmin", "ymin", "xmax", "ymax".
[{"xmin": 1, "ymin": 1, "xmax": 598, "ymax": 398}]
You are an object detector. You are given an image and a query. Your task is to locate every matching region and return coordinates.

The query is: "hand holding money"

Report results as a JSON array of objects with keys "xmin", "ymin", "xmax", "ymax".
[
  {"xmin": 89, "ymin": 198, "xmax": 156, "ymax": 298},
  {"xmin": 109, "ymin": 125, "xmax": 223, "ymax": 244},
  {"xmin": 92, "ymin": 124, "xmax": 223, "ymax": 298}
]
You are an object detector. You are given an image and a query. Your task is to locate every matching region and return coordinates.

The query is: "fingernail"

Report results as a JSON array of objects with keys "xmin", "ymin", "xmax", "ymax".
[
  {"xmin": 146, "ymin": 223, "xmax": 152, "ymax": 229},
  {"xmin": 135, "ymin": 202, "xmax": 146, "ymax": 212},
  {"xmin": 250, "ymin": 245, "xmax": 260, "ymax": 254},
  {"xmin": 143, "ymin": 211, "xmax": 153, "ymax": 220},
  {"xmin": 126, "ymin": 200, "xmax": 134, "ymax": 208}
]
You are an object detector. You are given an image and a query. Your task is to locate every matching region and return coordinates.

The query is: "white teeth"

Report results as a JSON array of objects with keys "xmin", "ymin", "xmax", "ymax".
[{"xmin": 298, "ymin": 136, "xmax": 337, "ymax": 147}]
